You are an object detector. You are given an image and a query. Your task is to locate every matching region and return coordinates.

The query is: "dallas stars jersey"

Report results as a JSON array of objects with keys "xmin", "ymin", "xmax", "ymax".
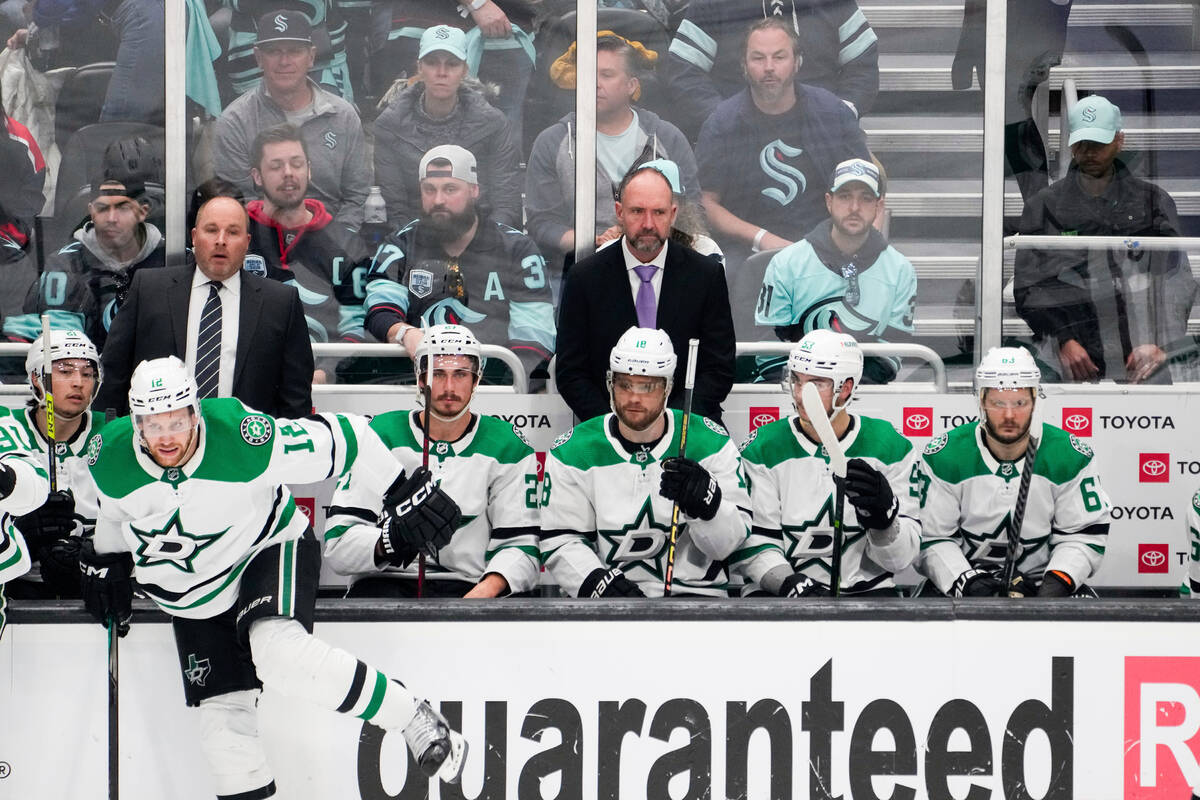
[
  {"xmin": 88, "ymin": 399, "xmax": 401, "ymax": 620},
  {"xmin": 1184, "ymin": 489, "xmax": 1200, "ymax": 597},
  {"xmin": 0, "ymin": 405, "xmax": 53, "ymax": 636},
  {"xmin": 735, "ymin": 413, "xmax": 920, "ymax": 593},
  {"xmin": 916, "ymin": 422, "xmax": 1111, "ymax": 595},
  {"xmin": 16, "ymin": 408, "xmax": 104, "ymax": 533},
  {"xmin": 540, "ymin": 409, "xmax": 751, "ymax": 598},
  {"xmin": 325, "ymin": 411, "xmax": 541, "ymax": 593}
]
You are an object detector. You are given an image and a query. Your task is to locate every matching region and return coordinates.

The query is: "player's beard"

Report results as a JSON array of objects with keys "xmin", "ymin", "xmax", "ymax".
[
  {"xmin": 983, "ymin": 414, "xmax": 1031, "ymax": 447},
  {"xmin": 423, "ymin": 206, "xmax": 477, "ymax": 243},
  {"xmin": 615, "ymin": 394, "xmax": 666, "ymax": 433}
]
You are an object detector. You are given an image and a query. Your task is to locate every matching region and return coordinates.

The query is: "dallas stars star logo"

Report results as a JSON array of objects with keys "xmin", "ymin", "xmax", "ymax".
[
  {"xmin": 130, "ymin": 510, "xmax": 226, "ymax": 573},
  {"xmin": 184, "ymin": 653, "xmax": 211, "ymax": 686},
  {"xmin": 782, "ymin": 494, "xmax": 864, "ymax": 575},
  {"xmin": 598, "ymin": 498, "xmax": 674, "ymax": 580},
  {"xmin": 962, "ymin": 512, "xmax": 1050, "ymax": 566}
]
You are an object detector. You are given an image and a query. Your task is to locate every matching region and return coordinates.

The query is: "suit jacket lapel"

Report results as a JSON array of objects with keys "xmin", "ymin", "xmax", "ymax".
[{"xmin": 234, "ymin": 276, "xmax": 262, "ymax": 388}]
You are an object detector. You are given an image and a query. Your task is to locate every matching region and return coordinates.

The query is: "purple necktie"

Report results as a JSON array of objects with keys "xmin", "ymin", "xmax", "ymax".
[{"xmin": 633, "ymin": 264, "xmax": 659, "ymax": 328}]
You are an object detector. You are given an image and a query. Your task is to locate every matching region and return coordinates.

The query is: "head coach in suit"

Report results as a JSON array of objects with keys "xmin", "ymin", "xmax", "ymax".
[
  {"xmin": 94, "ymin": 196, "xmax": 314, "ymax": 418},
  {"xmin": 555, "ymin": 161, "xmax": 735, "ymax": 423}
]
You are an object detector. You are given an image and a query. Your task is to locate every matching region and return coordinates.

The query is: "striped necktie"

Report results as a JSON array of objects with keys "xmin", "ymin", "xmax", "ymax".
[{"xmin": 195, "ymin": 280, "xmax": 222, "ymax": 399}]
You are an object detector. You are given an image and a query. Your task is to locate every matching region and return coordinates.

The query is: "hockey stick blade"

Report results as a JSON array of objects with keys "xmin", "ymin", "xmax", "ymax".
[{"xmin": 800, "ymin": 383, "xmax": 847, "ymax": 478}]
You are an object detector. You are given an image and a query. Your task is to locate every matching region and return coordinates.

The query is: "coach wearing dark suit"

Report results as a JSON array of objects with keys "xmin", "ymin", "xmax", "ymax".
[
  {"xmin": 95, "ymin": 196, "xmax": 313, "ymax": 417},
  {"xmin": 556, "ymin": 163, "xmax": 735, "ymax": 422}
]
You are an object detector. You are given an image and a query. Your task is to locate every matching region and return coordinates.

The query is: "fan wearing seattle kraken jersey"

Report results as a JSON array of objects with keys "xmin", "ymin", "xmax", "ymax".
[
  {"xmin": 325, "ymin": 325, "xmax": 540, "ymax": 598},
  {"xmin": 915, "ymin": 347, "xmax": 1111, "ymax": 598},
  {"xmin": 0, "ymin": 388, "xmax": 53, "ymax": 638},
  {"xmin": 734, "ymin": 330, "xmax": 919, "ymax": 596},
  {"xmin": 4, "ymin": 330, "xmax": 105, "ymax": 600},
  {"xmin": 755, "ymin": 159, "xmax": 915, "ymax": 383},
  {"xmin": 541, "ymin": 327, "xmax": 751, "ymax": 598},
  {"xmin": 244, "ymin": 124, "xmax": 372, "ymax": 383},
  {"xmin": 80, "ymin": 357, "xmax": 467, "ymax": 796},
  {"xmin": 365, "ymin": 144, "xmax": 556, "ymax": 383}
]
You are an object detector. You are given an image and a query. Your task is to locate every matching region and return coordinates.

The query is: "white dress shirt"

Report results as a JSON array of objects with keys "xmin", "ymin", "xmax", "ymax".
[{"xmin": 185, "ymin": 268, "xmax": 241, "ymax": 399}]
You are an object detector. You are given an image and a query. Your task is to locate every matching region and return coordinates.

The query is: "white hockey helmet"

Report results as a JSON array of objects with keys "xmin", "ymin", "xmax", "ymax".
[
  {"xmin": 27, "ymin": 329, "xmax": 103, "ymax": 405},
  {"xmin": 129, "ymin": 356, "xmax": 200, "ymax": 421},
  {"xmin": 975, "ymin": 346, "xmax": 1041, "ymax": 392},
  {"xmin": 413, "ymin": 324, "xmax": 483, "ymax": 378},
  {"xmin": 787, "ymin": 329, "xmax": 863, "ymax": 414},
  {"xmin": 608, "ymin": 326, "xmax": 676, "ymax": 388}
]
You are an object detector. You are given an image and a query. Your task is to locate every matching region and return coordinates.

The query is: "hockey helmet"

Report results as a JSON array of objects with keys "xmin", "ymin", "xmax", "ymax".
[
  {"xmin": 975, "ymin": 347, "xmax": 1040, "ymax": 392},
  {"xmin": 413, "ymin": 324, "xmax": 483, "ymax": 378},
  {"xmin": 609, "ymin": 327, "xmax": 677, "ymax": 379},
  {"xmin": 129, "ymin": 356, "xmax": 200, "ymax": 418},
  {"xmin": 786, "ymin": 329, "xmax": 863, "ymax": 414},
  {"xmin": 27, "ymin": 329, "xmax": 103, "ymax": 405}
]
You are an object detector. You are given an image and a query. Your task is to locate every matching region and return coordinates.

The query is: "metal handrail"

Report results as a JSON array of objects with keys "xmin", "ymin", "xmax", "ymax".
[
  {"xmin": 1004, "ymin": 234, "xmax": 1200, "ymax": 251},
  {"xmin": 0, "ymin": 342, "xmax": 528, "ymax": 396}
]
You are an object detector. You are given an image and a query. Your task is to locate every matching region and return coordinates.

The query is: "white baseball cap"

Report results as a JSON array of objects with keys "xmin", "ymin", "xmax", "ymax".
[
  {"xmin": 829, "ymin": 158, "xmax": 881, "ymax": 197},
  {"xmin": 419, "ymin": 144, "xmax": 478, "ymax": 185},
  {"xmin": 419, "ymin": 25, "xmax": 468, "ymax": 61}
]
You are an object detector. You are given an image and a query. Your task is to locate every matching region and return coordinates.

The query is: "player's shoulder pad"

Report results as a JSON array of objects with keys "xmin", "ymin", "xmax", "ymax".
[
  {"xmin": 203, "ymin": 398, "xmax": 276, "ymax": 446},
  {"xmin": 853, "ymin": 415, "xmax": 914, "ymax": 464},
  {"xmin": 739, "ymin": 427, "xmax": 759, "ymax": 452},
  {"xmin": 469, "ymin": 414, "xmax": 534, "ymax": 463},
  {"xmin": 1032, "ymin": 424, "xmax": 1094, "ymax": 483},
  {"xmin": 923, "ymin": 433, "xmax": 949, "ymax": 456},
  {"xmin": 1192, "ymin": 488, "xmax": 1200, "ymax": 515},
  {"xmin": 1068, "ymin": 433, "xmax": 1093, "ymax": 459},
  {"xmin": 550, "ymin": 428, "xmax": 573, "ymax": 450},
  {"xmin": 368, "ymin": 409, "xmax": 417, "ymax": 449}
]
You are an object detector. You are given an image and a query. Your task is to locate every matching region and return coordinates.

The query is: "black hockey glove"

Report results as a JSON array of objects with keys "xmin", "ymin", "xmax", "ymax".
[
  {"xmin": 0, "ymin": 461, "xmax": 15, "ymax": 498},
  {"xmin": 1037, "ymin": 570, "xmax": 1076, "ymax": 597},
  {"xmin": 1006, "ymin": 572, "xmax": 1034, "ymax": 598},
  {"xmin": 842, "ymin": 458, "xmax": 898, "ymax": 530},
  {"xmin": 14, "ymin": 490, "xmax": 76, "ymax": 551},
  {"xmin": 39, "ymin": 535, "xmax": 83, "ymax": 598},
  {"xmin": 578, "ymin": 567, "xmax": 646, "ymax": 598},
  {"xmin": 659, "ymin": 457, "xmax": 721, "ymax": 521},
  {"xmin": 380, "ymin": 467, "xmax": 461, "ymax": 565},
  {"xmin": 779, "ymin": 572, "xmax": 832, "ymax": 598},
  {"xmin": 79, "ymin": 539, "xmax": 134, "ymax": 637},
  {"xmin": 951, "ymin": 568, "xmax": 1004, "ymax": 598}
]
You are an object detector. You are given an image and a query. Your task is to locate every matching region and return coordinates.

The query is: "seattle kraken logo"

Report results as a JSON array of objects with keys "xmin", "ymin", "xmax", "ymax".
[{"xmin": 759, "ymin": 140, "xmax": 807, "ymax": 206}]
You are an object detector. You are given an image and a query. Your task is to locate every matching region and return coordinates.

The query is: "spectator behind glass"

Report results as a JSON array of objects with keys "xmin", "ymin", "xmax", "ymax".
[
  {"xmin": 554, "ymin": 164, "xmax": 735, "ymax": 423},
  {"xmin": 243, "ymin": 123, "xmax": 372, "ymax": 384},
  {"xmin": 365, "ymin": 0, "xmax": 536, "ymax": 146},
  {"xmin": 372, "ymin": 24, "xmax": 522, "ymax": 230},
  {"xmin": 212, "ymin": 10, "xmax": 371, "ymax": 231},
  {"xmin": 525, "ymin": 32, "xmax": 700, "ymax": 266},
  {"xmin": 695, "ymin": 18, "xmax": 870, "ymax": 276},
  {"xmin": 188, "ymin": 178, "xmax": 245, "ymax": 232},
  {"xmin": 4, "ymin": 178, "xmax": 165, "ymax": 349},
  {"xmin": 666, "ymin": 0, "xmax": 879, "ymax": 140},
  {"xmin": 1013, "ymin": 94, "xmax": 1196, "ymax": 384},
  {"xmin": 0, "ymin": 91, "xmax": 46, "ymax": 263},
  {"xmin": 755, "ymin": 158, "xmax": 916, "ymax": 384},
  {"xmin": 363, "ymin": 145, "xmax": 555, "ymax": 385}
]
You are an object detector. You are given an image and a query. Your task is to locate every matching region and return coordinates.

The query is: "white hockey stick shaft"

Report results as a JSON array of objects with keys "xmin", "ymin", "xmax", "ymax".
[{"xmin": 801, "ymin": 383, "xmax": 847, "ymax": 595}]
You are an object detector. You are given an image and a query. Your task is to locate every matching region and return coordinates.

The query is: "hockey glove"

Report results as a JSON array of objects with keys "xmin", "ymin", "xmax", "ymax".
[
  {"xmin": 578, "ymin": 567, "xmax": 646, "ymax": 598},
  {"xmin": 659, "ymin": 457, "xmax": 721, "ymax": 521},
  {"xmin": 39, "ymin": 535, "xmax": 83, "ymax": 598},
  {"xmin": 79, "ymin": 540, "xmax": 134, "ymax": 637},
  {"xmin": 14, "ymin": 490, "xmax": 76, "ymax": 551},
  {"xmin": 0, "ymin": 461, "xmax": 15, "ymax": 498},
  {"xmin": 1037, "ymin": 570, "xmax": 1076, "ymax": 597},
  {"xmin": 951, "ymin": 568, "xmax": 1004, "ymax": 598},
  {"xmin": 842, "ymin": 458, "xmax": 898, "ymax": 530},
  {"xmin": 1007, "ymin": 572, "xmax": 1034, "ymax": 598},
  {"xmin": 779, "ymin": 572, "xmax": 832, "ymax": 598},
  {"xmin": 380, "ymin": 467, "xmax": 461, "ymax": 565}
]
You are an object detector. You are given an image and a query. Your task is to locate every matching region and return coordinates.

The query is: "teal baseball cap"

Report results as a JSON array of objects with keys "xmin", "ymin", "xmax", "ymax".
[{"xmin": 1068, "ymin": 95, "xmax": 1122, "ymax": 146}]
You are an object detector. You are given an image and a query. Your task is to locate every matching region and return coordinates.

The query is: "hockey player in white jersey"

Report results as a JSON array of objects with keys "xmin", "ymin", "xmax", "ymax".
[
  {"xmin": 325, "ymin": 324, "xmax": 541, "ymax": 597},
  {"xmin": 79, "ymin": 357, "xmax": 468, "ymax": 797},
  {"xmin": 915, "ymin": 346, "xmax": 1111, "ymax": 597},
  {"xmin": 541, "ymin": 327, "xmax": 751, "ymax": 598},
  {"xmin": 1187, "ymin": 489, "xmax": 1200, "ymax": 597},
  {"xmin": 5, "ymin": 329, "xmax": 105, "ymax": 599},
  {"xmin": 734, "ymin": 330, "xmax": 920, "ymax": 596},
  {"xmin": 0, "ymin": 394, "xmax": 52, "ymax": 637}
]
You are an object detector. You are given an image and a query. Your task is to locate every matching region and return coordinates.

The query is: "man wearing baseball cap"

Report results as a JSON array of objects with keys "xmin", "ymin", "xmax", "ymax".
[
  {"xmin": 212, "ymin": 10, "xmax": 371, "ymax": 230},
  {"xmin": 1014, "ymin": 94, "xmax": 1194, "ymax": 384},
  {"xmin": 4, "ymin": 177, "xmax": 164, "ymax": 348},
  {"xmin": 363, "ymin": 145, "xmax": 555, "ymax": 384},
  {"xmin": 754, "ymin": 157, "xmax": 916, "ymax": 383}
]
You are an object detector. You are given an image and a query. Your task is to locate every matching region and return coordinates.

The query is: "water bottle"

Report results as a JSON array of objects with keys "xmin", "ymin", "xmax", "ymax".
[{"xmin": 361, "ymin": 186, "xmax": 388, "ymax": 249}]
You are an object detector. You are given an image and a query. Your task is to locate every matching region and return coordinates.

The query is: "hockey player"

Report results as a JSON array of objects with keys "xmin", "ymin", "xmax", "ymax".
[
  {"xmin": 0, "ymin": 383, "xmax": 52, "ymax": 636},
  {"xmin": 734, "ymin": 330, "xmax": 920, "ymax": 596},
  {"xmin": 540, "ymin": 327, "xmax": 751, "ymax": 598},
  {"xmin": 1187, "ymin": 489, "xmax": 1200, "ymax": 597},
  {"xmin": 79, "ymin": 357, "xmax": 467, "ymax": 796},
  {"xmin": 325, "ymin": 324, "xmax": 541, "ymax": 597},
  {"xmin": 5, "ymin": 330, "xmax": 105, "ymax": 599},
  {"xmin": 915, "ymin": 347, "xmax": 1111, "ymax": 597}
]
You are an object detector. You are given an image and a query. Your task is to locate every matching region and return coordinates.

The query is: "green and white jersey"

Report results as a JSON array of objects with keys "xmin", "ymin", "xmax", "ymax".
[
  {"xmin": 17, "ymin": 407, "xmax": 105, "ymax": 533},
  {"xmin": 916, "ymin": 422, "xmax": 1111, "ymax": 595},
  {"xmin": 0, "ymin": 404, "xmax": 52, "ymax": 584},
  {"xmin": 325, "ymin": 411, "xmax": 541, "ymax": 593},
  {"xmin": 540, "ymin": 409, "xmax": 751, "ymax": 598},
  {"xmin": 1184, "ymin": 488, "xmax": 1200, "ymax": 597},
  {"xmin": 88, "ymin": 398, "xmax": 401, "ymax": 620},
  {"xmin": 735, "ymin": 413, "xmax": 921, "ymax": 593}
]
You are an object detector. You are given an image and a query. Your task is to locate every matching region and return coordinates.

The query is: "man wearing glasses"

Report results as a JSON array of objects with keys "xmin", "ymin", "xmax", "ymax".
[
  {"xmin": 754, "ymin": 158, "xmax": 916, "ymax": 383},
  {"xmin": 365, "ymin": 145, "xmax": 555, "ymax": 384},
  {"xmin": 914, "ymin": 347, "xmax": 1111, "ymax": 597}
]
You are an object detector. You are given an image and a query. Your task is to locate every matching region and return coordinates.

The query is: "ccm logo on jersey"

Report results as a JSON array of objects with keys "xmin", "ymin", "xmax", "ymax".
[
  {"xmin": 1140, "ymin": 454, "xmax": 1171, "ymax": 483},
  {"xmin": 902, "ymin": 407, "xmax": 933, "ymax": 437},
  {"xmin": 1124, "ymin": 656, "xmax": 1200, "ymax": 796},
  {"xmin": 748, "ymin": 407, "xmax": 779, "ymax": 433},
  {"xmin": 1061, "ymin": 407, "xmax": 1092, "ymax": 437},
  {"xmin": 1138, "ymin": 544, "xmax": 1170, "ymax": 573}
]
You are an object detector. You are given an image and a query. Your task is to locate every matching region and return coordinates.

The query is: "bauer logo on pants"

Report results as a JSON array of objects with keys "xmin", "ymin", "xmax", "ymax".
[{"xmin": 1140, "ymin": 453, "xmax": 1170, "ymax": 483}]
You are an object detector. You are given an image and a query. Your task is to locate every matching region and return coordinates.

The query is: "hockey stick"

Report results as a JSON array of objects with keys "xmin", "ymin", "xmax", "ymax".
[
  {"xmin": 40, "ymin": 314, "xmax": 57, "ymax": 493},
  {"xmin": 663, "ymin": 338, "xmax": 700, "ymax": 597},
  {"xmin": 1001, "ymin": 401, "xmax": 1043, "ymax": 595},
  {"xmin": 800, "ymin": 383, "xmax": 848, "ymax": 597},
  {"xmin": 108, "ymin": 617, "xmax": 119, "ymax": 800},
  {"xmin": 417, "ymin": 341, "xmax": 433, "ymax": 598}
]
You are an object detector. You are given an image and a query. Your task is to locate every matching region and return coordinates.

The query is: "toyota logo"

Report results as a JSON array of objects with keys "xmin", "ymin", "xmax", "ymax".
[
  {"xmin": 1143, "ymin": 460, "xmax": 1167, "ymax": 477},
  {"xmin": 752, "ymin": 414, "xmax": 776, "ymax": 428},
  {"xmin": 1064, "ymin": 414, "xmax": 1089, "ymax": 431},
  {"xmin": 905, "ymin": 414, "xmax": 930, "ymax": 430},
  {"xmin": 1141, "ymin": 550, "xmax": 1166, "ymax": 567}
]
